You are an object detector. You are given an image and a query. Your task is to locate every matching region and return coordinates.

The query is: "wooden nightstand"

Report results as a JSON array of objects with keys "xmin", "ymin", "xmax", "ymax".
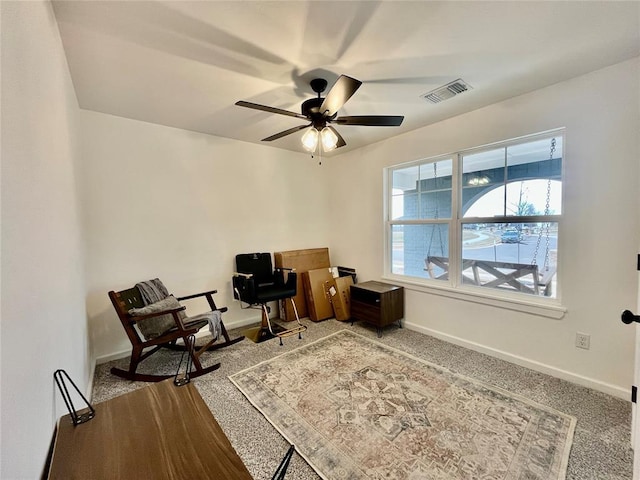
[{"xmin": 350, "ymin": 281, "xmax": 404, "ymax": 337}]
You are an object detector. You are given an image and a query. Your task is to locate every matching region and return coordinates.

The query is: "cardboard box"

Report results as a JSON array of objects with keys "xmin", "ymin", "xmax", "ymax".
[
  {"xmin": 327, "ymin": 276, "xmax": 353, "ymax": 321},
  {"xmin": 301, "ymin": 268, "xmax": 334, "ymax": 322},
  {"xmin": 274, "ymin": 248, "xmax": 330, "ymax": 321}
]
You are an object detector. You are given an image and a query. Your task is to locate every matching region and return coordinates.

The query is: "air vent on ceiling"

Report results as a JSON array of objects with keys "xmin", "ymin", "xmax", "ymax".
[{"xmin": 421, "ymin": 79, "xmax": 472, "ymax": 104}]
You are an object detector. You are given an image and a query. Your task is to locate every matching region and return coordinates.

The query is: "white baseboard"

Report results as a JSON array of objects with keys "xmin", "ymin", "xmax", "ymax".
[
  {"xmin": 94, "ymin": 316, "xmax": 261, "ymax": 365},
  {"xmin": 403, "ymin": 321, "xmax": 629, "ymax": 401},
  {"xmin": 96, "ymin": 347, "xmax": 133, "ymax": 365}
]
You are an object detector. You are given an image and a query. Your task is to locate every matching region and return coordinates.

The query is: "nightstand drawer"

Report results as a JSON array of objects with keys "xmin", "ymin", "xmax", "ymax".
[{"xmin": 351, "ymin": 300, "xmax": 382, "ymax": 323}]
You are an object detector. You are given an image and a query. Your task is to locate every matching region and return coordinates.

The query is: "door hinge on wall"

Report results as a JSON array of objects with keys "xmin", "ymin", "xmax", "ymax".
[{"xmin": 632, "ymin": 385, "xmax": 637, "ymax": 403}]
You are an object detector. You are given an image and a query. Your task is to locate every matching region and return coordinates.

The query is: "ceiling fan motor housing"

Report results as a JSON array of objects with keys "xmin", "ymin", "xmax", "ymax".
[
  {"xmin": 302, "ymin": 97, "xmax": 337, "ymax": 129},
  {"xmin": 301, "ymin": 97, "xmax": 323, "ymax": 117}
]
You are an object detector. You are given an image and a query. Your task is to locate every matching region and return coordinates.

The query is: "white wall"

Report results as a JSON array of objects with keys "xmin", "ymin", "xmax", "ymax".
[
  {"xmin": 1, "ymin": 1, "xmax": 89, "ymax": 478},
  {"xmin": 80, "ymin": 111, "xmax": 332, "ymax": 359},
  {"xmin": 325, "ymin": 58, "xmax": 640, "ymax": 398}
]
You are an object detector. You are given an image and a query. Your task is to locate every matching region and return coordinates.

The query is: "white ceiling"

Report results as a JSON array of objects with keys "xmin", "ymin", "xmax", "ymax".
[{"xmin": 52, "ymin": 1, "xmax": 640, "ymax": 156}]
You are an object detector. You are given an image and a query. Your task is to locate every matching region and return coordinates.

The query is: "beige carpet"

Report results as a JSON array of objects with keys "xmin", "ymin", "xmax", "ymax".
[{"xmin": 230, "ymin": 329, "xmax": 576, "ymax": 480}]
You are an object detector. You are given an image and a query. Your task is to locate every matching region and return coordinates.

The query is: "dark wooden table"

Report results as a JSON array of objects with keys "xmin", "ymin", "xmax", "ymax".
[{"xmin": 47, "ymin": 380, "xmax": 253, "ymax": 479}]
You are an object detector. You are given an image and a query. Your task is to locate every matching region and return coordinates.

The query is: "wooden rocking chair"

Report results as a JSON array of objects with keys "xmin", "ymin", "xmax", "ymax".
[{"xmin": 108, "ymin": 281, "xmax": 244, "ymax": 382}]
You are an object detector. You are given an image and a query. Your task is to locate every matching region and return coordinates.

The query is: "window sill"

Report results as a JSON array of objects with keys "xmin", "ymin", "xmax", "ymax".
[{"xmin": 380, "ymin": 275, "xmax": 566, "ymax": 319}]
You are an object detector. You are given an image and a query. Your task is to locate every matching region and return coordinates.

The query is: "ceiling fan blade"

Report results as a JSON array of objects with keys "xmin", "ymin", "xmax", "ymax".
[
  {"xmin": 326, "ymin": 126, "xmax": 347, "ymax": 149},
  {"xmin": 262, "ymin": 124, "xmax": 311, "ymax": 142},
  {"xmin": 319, "ymin": 75, "xmax": 362, "ymax": 117},
  {"xmin": 334, "ymin": 115, "xmax": 404, "ymax": 127},
  {"xmin": 235, "ymin": 101, "xmax": 307, "ymax": 120}
]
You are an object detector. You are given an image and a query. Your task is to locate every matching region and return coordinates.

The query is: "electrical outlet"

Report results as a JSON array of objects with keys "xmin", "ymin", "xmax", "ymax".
[{"xmin": 575, "ymin": 332, "xmax": 591, "ymax": 350}]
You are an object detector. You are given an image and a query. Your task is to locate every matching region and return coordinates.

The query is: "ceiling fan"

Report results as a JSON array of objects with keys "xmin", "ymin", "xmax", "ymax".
[{"xmin": 235, "ymin": 75, "xmax": 404, "ymax": 152}]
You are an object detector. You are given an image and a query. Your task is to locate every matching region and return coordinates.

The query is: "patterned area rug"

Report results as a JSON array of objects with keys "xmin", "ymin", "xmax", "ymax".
[{"xmin": 230, "ymin": 330, "xmax": 576, "ymax": 480}]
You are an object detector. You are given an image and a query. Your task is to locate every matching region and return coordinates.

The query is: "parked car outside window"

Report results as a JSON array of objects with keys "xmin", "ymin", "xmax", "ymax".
[{"xmin": 501, "ymin": 229, "xmax": 521, "ymax": 243}]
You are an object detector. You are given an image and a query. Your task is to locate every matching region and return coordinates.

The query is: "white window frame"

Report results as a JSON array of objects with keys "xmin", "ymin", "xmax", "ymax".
[{"xmin": 383, "ymin": 130, "xmax": 566, "ymax": 319}]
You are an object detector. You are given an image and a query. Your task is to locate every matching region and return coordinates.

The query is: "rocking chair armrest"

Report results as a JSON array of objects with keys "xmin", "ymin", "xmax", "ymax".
[
  {"xmin": 176, "ymin": 290, "xmax": 218, "ymax": 302},
  {"xmin": 177, "ymin": 289, "xmax": 228, "ymax": 314},
  {"xmin": 127, "ymin": 306, "xmax": 186, "ymax": 323}
]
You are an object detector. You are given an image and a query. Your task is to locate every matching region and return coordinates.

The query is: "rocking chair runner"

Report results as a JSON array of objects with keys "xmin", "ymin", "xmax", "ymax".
[{"xmin": 109, "ymin": 280, "xmax": 244, "ymax": 382}]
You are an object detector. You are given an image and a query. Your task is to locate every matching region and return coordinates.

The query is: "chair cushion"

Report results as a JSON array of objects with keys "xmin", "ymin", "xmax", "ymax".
[
  {"xmin": 129, "ymin": 295, "xmax": 186, "ymax": 340},
  {"xmin": 255, "ymin": 284, "xmax": 296, "ymax": 303}
]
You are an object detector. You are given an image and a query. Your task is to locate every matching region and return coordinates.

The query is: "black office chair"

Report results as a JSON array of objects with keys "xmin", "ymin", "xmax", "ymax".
[{"xmin": 233, "ymin": 253, "xmax": 307, "ymax": 344}]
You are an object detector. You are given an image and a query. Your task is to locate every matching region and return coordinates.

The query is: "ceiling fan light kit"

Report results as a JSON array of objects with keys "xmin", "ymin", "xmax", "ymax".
[
  {"xmin": 301, "ymin": 126, "xmax": 338, "ymax": 153},
  {"xmin": 235, "ymin": 74, "xmax": 404, "ymax": 153},
  {"xmin": 301, "ymin": 127, "xmax": 319, "ymax": 152},
  {"xmin": 320, "ymin": 127, "xmax": 338, "ymax": 151}
]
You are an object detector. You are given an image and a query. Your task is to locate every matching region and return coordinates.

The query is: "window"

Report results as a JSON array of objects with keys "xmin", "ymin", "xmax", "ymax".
[{"xmin": 386, "ymin": 132, "xmax": 563, "ymax": 300}]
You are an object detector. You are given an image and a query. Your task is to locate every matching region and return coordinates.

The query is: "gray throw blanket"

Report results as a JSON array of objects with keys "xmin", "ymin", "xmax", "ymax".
[
  {"xmin": 188, "ymin": 310, "xmax": 222, "ymax": 342},
  {"xmin": 135, "ymin": 278, "xmax": 220, "ymax": 341},
  {"xmin": 136, "ymin": 278, "xmax": 169, "ymax": 305},
  {"xmin": 134, "ymin": 279, "xmax": 179, "ymax": 339}
]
